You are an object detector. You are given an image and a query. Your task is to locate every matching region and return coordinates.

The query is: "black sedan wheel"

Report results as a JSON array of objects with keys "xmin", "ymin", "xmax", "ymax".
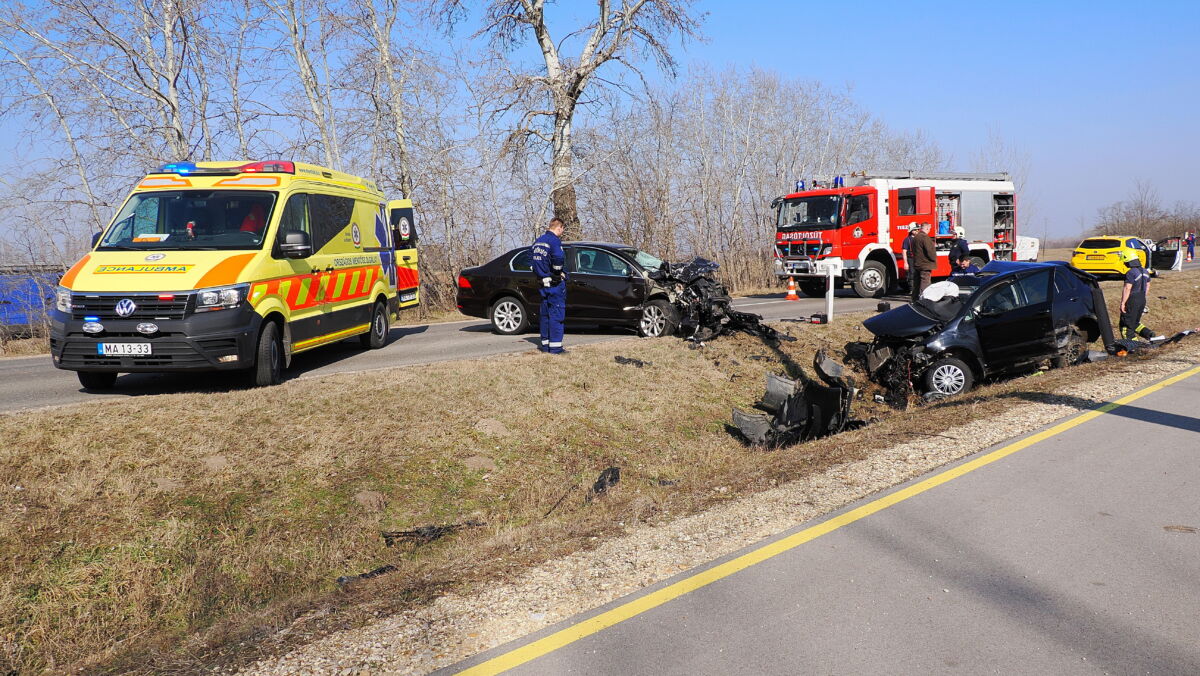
[
  {"xmin": 923, "ymin": 356, "xmax": 974, "ymax": 396},
  {"xmin": 490, "ymin": 296, "xmax": 529, "ymax": 335},
  {"xmin": 639, "ymin": 299, "xmax": 680, "ymax": 338}
]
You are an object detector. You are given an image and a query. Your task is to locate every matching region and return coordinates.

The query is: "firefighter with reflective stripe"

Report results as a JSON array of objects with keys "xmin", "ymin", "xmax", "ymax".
[
  {"xmin": 1119, "ymin": 249, "xmax": 1161, "ymax": 341},
  {"xmin": 531, "ymin": 217, "xmax": 568, "ymax": 353}
]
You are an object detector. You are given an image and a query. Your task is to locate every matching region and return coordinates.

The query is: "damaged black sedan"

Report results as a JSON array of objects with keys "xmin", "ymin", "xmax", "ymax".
[
  {"xmin": 457, "ymin": 244, "xmax": 789, "ymax": 344},
  {"xmin": 850, "ymin": 261, "xmax": 1112, "ymax": 399}
]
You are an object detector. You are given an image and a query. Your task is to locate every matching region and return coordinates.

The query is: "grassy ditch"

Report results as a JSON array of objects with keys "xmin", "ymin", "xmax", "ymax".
[{"xmin": 2, "ymin": 270, "xmax": 1200, "ymax": 674}]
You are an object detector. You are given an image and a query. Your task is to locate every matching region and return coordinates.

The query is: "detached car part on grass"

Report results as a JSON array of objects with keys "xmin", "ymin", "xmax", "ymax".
[
  {"xmin": 646, "ymin": 257, "xmax": 795, "ymax": 345},
  {"xmin": 847, "ymin": 261, "xmax": 1117, "ymax": 402},
  {"xmin": 732, "ymin": 350, "xmax": 865, "ymax": 447}
]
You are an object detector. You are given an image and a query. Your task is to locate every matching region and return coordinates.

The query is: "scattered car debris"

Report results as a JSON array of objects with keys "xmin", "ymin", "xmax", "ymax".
[
  {"xmin": 336, "ymin": 564, "xmax": 398, "ymax": 586},
  {"xmin": 614, "ymin": 355, "xmax": 652, "ymax": 367},
  {"xmin": 876, "ymin": 301, "xmax": 892, "ymax": 313},
  {"xmin": 731, "ymin": 350, "xmax": 866, "ymax": 447},
  {"xmin": 380, "ymin": 520, "xmax": 486, "ymax": 547},
  {"xmin": 588, "ymin": 467, "xmax": 621, "ymax": 501},
  {"xmin": 648, "ymin": 258, "xmax": 796, "ymax": 345}
]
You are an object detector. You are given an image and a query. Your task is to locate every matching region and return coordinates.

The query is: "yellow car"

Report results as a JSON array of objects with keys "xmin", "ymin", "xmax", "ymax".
[{"xmin": 1071, "ymin": 236, "xmax": 1151, "ymax": 277}]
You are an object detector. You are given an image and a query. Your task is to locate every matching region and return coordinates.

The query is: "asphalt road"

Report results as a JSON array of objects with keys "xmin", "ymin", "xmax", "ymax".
[
  {"xmin": 449, "ymin": 366, "xmax": 1200, "ymax": 675},
  {"xmin": 0, "ymin": 290, "xmax": 888, "ymax": 414}
]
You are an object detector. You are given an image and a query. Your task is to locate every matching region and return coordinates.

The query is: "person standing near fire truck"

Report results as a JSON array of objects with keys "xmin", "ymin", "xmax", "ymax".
[
  {"xmin": 1187, "ymin": 231, "xmax": 1195, "ymax": 262},
  {"xmin": 908, "ymin": 222, "xmax": 937, "ymax": 304},
  {"xmin": 531, "ymin": 217, "xmax": 568, "ymax": 353}
]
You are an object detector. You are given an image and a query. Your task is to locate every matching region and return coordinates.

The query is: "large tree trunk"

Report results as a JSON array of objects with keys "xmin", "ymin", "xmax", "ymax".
[{"xmin": 550, "ymin": 108, "xmax": 580, "ymax": 239}]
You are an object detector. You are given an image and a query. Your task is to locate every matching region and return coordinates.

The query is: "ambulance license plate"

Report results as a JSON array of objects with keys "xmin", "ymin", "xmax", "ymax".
[
  {"xmin": 97, "ymin": 343, "xmax": 151, "ymax": 356},
  {"xmin": 1086, "ymin": 255, "xmax": 1104, "ymax": 260}
]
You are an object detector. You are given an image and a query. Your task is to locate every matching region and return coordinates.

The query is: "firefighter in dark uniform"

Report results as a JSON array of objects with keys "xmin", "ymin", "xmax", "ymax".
[
  {"xmin": 531, "ymin": 217, "xmax": 568, "ymax": 353},
  {"xmin": 1119, "ymin": 249, "xmax": 1160, "ymax": 341}
]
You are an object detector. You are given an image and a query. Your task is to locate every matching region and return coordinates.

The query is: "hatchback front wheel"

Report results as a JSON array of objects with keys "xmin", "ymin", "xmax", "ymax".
[{"xmin": 923, "ymin": 356, "xmax": 974, "ymax": 396}]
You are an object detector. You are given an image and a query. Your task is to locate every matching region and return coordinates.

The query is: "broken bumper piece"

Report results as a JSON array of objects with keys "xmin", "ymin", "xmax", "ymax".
[{"xmin": 732, "ymin": 351, "xmax": 864, "ymax": 447}]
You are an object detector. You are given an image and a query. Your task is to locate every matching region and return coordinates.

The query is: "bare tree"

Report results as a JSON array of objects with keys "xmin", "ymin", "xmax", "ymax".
[{"xmin": 435, "ymin": 0, "xmax": 703, "ymax": 238}]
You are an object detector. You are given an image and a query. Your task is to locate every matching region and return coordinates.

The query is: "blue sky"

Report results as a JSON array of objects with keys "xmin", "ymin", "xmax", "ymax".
[{"xmin": 685, "ymin": 0, "xmax": 1199, "ymax": 239}]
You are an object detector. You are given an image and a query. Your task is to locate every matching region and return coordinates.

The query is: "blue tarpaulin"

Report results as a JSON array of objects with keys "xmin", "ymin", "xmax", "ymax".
[{"xmin": 1, "ymin": 267, "xmax": 62, "ymax": 329}]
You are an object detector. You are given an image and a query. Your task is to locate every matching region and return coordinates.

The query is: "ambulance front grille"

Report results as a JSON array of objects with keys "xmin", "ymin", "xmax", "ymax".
[{"xmin": 70, "ymin": 294, "xmax": 190, "ymax": 320}]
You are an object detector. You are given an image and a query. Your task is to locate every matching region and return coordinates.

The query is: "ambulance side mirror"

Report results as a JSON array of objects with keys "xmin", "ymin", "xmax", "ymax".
[
  {"xmin": 279, "ymin": 230, "xmax": 313, "ymax": 259},
  {"xmin": 90, "ymin": 232, "xmax": 102, "ymax": 248}
]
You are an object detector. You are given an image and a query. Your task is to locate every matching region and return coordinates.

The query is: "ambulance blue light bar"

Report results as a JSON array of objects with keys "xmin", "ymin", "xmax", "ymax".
[
  {"xmin": 159, "ymin": 161, "xmax": 198, "ymax": 174},
  {"xmin": 155, "ymin": 161, "xmax": 296, "ymax": 175}
]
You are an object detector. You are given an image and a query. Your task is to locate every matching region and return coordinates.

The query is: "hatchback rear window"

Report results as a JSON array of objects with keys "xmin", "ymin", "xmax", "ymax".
[{"xmin": 1080, "ymin": 238, "xmax": 1121, "ymax": 249}]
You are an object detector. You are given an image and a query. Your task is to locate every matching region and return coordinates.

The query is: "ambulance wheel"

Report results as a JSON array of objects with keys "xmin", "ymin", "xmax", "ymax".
[
  {"xmin": 639, "ymin": 299, "xmax": 680, "ymax": 338},
  {"xmin": 852, "ymin": 261, "xmax": 889, "ymax": 298},
  {"xmin": 923, "ymin": 356, "xmax": 973, "ymax": 396},
  {"xmin": 251, "ymin": 321, "xmax": 284, "ymax": 387},
  {"xmin": 78, "ymin": 371, "xmax": 117, "ymax": 391},
  {"xmin": 490, "ymin": 296, "xmax": 529, "ymax": 335},
  {"xmin": 360, "ymin": 301, "xmax": 389, "ymax": 349}
]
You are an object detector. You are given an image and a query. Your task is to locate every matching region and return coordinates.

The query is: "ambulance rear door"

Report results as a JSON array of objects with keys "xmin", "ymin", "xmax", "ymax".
[{"xmin": 388, "ymin": 199, "xmax": 419, "ymax": 307}]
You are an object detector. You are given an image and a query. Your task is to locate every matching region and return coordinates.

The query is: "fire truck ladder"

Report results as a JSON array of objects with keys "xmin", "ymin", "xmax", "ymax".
[{"xmin": 850, "ymin": 170, "xmax": 1012, "ymax": 182}]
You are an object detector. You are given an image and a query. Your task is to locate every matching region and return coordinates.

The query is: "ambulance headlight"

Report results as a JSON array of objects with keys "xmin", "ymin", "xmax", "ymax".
[
  {"xmin": 194, "ymin": 284, "xmax": 248, "ymax": 312},
  {"xmin": 55, "ymin": 286, "xmax": 72, "ymax": 313}
]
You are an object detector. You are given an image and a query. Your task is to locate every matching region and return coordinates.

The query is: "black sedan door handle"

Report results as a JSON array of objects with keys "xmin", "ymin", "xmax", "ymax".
[{"xmin": 1035, "ymin": 309, "xmax": 1051, "ymax": 317}]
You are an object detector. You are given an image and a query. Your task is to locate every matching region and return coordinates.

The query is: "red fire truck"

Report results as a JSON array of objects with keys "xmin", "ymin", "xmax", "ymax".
[{"xmin": 771, "ymin": 171, "xmax": 1017, "ymax": 298}]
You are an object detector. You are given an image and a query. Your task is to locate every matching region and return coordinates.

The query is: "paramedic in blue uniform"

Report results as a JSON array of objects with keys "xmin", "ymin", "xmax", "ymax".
[{"xmin": 531, "ymin": 217, "xmax": 568, "ymax": 354}]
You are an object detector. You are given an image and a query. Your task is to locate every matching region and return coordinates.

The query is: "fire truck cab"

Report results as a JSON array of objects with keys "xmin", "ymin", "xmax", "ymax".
[{"xmin": 772, "ymin": 171, "xmax": 1017, "ymax": 298}]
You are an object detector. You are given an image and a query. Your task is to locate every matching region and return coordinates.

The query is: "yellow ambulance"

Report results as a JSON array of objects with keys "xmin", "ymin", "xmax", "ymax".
[{"xmin": 50, "ymin": 160, "xmax": 420, "ymax": 389}]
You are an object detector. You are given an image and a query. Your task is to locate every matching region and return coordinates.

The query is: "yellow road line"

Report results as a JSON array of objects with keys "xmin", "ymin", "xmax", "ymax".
[{"xmin": 457, "ymin": 363, "xmax": 1200, "ymax": 675}]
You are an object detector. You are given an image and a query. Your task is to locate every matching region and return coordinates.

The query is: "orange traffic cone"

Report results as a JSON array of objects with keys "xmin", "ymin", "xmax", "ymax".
[{"xmin": 785, "ymin": 276, "xmax": 800, "ymax": 301}]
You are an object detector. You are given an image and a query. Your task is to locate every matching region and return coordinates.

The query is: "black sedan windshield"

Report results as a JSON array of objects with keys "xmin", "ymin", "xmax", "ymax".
[{"xmin": 99, "ymin": 190, "xmax": 276, "ymax": 250}]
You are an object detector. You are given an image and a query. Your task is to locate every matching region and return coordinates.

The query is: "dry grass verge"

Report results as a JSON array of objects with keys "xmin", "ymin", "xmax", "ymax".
[
  {"xmin": 0, "ymin": 336, "xmax": 48, "ymax": 358},
  {"xmin": 3, "ymin": 270, "xmax": 1199, "ymax": 674}
]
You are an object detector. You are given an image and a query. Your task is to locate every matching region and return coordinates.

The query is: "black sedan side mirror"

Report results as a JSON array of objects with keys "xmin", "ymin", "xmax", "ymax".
[{"xmin": 279, "ymin": 230, "xmax": 313, "ymax": 259}]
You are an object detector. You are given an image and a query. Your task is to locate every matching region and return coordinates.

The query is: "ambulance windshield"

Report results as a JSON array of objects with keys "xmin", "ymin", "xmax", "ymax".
[
  {"xmin": 98, "ymin": 190, "xmax": 277, "ymax": 250},
  {"xmin": 777, "ymin": 196, "xmax": 840, "ymax": 230}
]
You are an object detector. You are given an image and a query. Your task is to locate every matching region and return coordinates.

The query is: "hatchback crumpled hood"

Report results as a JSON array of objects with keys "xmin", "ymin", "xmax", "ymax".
[{"xmin": 863, "ymin": 304, "xmax": 941, "ymax": 339}]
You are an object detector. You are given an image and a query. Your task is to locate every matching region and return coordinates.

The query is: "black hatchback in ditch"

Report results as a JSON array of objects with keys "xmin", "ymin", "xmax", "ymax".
[
  {"xmin": 455, "ymin": 242, "xmax": 681, "ymax": 337},
  {"xmin": 857, "ymin": 261, "xmax": 1110, "ymax": 396}
]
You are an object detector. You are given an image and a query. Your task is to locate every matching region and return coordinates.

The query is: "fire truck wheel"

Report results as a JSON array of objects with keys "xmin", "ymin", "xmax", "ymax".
[
  {"xmin": 639, "ymin": 299, "xmax": 680, "ymax": 338},
  {"xmin": 77, "ymin": 371, "xmax": 117, "ymax": 391},
  {"xmin": 852, "ymin": 260, "xmax": 889, "ymax": 298},
  {"xmin": 360, "ymin": 301, "xmax": 389, "ymax": 349},
  {"xmin": 970, "ymin": 256, "xmax": 986, "ymax": 269},
  {"xmin": 923, "ymin": 356, "xmax": 974, "ymax": 396},
  {"xmin": 798, "ymin": 281, "xmax": 827, "ymax": 298},
  {"xmin": 490, "ymin": 296, "xmax": 529, "ymax": 335},
  {"xmin": 251, "ymin": 320, "xmax": 284, "ymax": 387}
]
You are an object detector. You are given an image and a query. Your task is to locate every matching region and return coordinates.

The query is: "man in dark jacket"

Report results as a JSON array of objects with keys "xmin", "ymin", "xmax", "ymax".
[
  {"xmin": 908, "ymin": 222, "xmax": 937, "ymax": 304},
  {"xmin": 949, "ymin": 226, "xmax": 971, "ymax": 268}
]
